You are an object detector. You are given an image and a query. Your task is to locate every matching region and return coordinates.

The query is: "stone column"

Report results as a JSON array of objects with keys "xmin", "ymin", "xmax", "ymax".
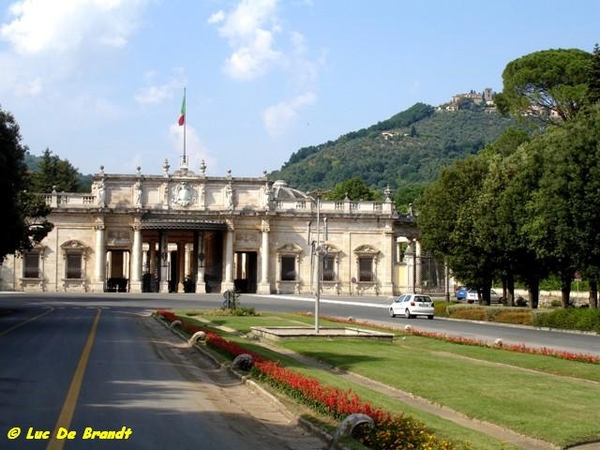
[
  {"xmin": 415, "ymin": 239, "xmax": 422, "ymax": 292},
  {"xmin": 177, "ymin": 242, "xmax": 185, "ymax": 292},
  {"xmin": 159, "ymin": 231, "xmax": 170, "ymax": 293},
  {"xmin": 93, "ymin": 224, "xmax": 105, "ymax": 292},
  {"xmin": 257, "ymin": 219, "xmax": 271, "ymax": 294},
  {"xmin": 195, "ymin": 232, "xmax": 206, "ymax": 293},
  {"xmin": 379, "ymin": 228, "xmax": 395, "ymax": 296},
  {"xmin": 130, "ymin": 225, "xmax": 142, "ymax": 293},
  {"xmin": 222, "ymin": 228, "xmax": 235, "ymax": 292}
]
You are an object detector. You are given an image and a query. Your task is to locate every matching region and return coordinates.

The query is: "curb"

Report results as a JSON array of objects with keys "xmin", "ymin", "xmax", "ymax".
[{"xmin": 151, "ymin": 313, "xmax": 336, "ymax": 447}]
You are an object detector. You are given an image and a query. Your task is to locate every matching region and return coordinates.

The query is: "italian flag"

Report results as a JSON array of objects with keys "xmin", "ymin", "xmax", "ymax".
[{"xmin": 178, "ymin": 93, "xmax": 186, "ymax": 126}]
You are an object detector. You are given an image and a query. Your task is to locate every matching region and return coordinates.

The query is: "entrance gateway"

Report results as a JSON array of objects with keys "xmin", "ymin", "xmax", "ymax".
[{"xmin": 2, "ymin": 158, "xmax": 431, "ymax": 296}]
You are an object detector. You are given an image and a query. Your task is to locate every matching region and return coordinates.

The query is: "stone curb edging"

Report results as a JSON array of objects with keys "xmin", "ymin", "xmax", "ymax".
[{"xmin": 151, "ymin": 314, "xmax": 337, "ymax": 448}]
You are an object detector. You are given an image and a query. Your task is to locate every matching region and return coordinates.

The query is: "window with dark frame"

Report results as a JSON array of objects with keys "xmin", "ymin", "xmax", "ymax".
[
  {"xmin": 23, "ymin": 251, "xmax": 40, "ymax": 278},
  {"xmin": 322, "ymin": 255, "xmax": 335, "ymax": 281},
  {"xmin": 66, "ymin": 253, "xmax": 83, "ymax": 279},
  {"xmin": 280, "ymin": 255, "xmax": 296, "ymax": 281},
  {"xmin": 359, "ymin": 256, "xmax": 374, "ymax": 282}
]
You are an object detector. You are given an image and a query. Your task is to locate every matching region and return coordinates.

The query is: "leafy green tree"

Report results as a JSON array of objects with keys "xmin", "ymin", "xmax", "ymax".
[
  {"xmin": 495, "ymin": 48, "xmax": 593, "ymax": 124},
  {"xmin": 477, "ymin": 133, "xmax": 548, "ymax": 307},
  {"xmin": 31, "ymin": 148, "xmax": 82, "ymax": 193},
  {"xmin": 325, "ymin": 177, "xmax": 380, "ymax": 201},
  {"xmin": 0, "ymin": 106, "xmax": 52, "ymax": 261},
  {"xmin": 417, "ymin": 155, "xmax": 497, "ymax": 301},
  {"xmin": 394, "ymin": 182, "xmax": 426, "ymax": 214},
  {"xmin": 587, "ymin": 44, "xmax": 600, "ymax": 104},
  {"xmin": 525, "ymin": 104, "xmax": 600, "ymax": 308}
]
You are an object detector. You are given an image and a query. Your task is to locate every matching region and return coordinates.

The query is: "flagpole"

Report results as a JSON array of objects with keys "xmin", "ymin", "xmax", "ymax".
[{"xmin": 183, "ymin": 87, "xmax": 187, "ymax": 168}]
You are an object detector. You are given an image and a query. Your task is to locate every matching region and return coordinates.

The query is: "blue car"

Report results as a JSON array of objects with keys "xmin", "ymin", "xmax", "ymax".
[{"xmin": 455, "ymin": 286, "xmax": 468, "ymax": 301}]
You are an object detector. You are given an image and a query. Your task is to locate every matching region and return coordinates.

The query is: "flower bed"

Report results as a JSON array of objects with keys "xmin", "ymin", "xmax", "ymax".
[
  {"xmin": 408, "ymin": 328, "xmax": 600, "ymax": 364},
  {"xmin": 154, "ymin": 310, "xmax": 456, "ymax": 450}
]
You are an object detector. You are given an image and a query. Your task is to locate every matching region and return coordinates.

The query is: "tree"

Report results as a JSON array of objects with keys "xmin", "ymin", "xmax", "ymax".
[
  {"xmin": 325, "ymin": 177, "xmax": 380, "ymax": 201},
  {"xmin": 495, "ymin": 48, "xmax": 594, "ymax": 124},
  {"xmin": 525, "ymin": 104, "xmax": 600, "ymax": 308},
  {"xmin": 30, "ymin": 148, "xmax": 82, "ymax": 193},
  {"xmin": 0, "ymin": 106, "xmax": 52, "ymax": 261},
  {"xmin": 394, "ymin": 182, "xmax": 426, "ymax": 214},
  {"xmin": 477, "ymin": 135, "xmax": 548, "ymax": 307},
  {"xmin": 587, "ymin": 44, "xmax": 600, "ymax": 104},
  {"xmin": 417, "ymin": 155, "xmax": 497, "ymax": 301}
]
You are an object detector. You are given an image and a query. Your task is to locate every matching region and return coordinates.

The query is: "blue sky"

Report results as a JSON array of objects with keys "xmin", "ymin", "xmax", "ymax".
[{"xmin": 0, "ymin": 0, "xmax": 598, "ymax": 178}]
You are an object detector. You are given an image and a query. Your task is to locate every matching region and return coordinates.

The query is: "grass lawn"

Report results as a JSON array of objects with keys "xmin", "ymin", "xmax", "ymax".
[{"xmin": 180, "ymin": 310, "xmax": 600, "ymax": 449}]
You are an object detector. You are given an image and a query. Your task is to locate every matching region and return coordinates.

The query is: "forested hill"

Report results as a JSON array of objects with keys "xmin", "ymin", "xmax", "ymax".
[{"xmin": 269, "ymin": 102, "xmax": 517, "ymax": 192}]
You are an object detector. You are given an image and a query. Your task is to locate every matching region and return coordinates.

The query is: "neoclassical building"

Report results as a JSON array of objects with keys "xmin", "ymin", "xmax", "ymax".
[{"xmin": 0, "ymin": 158, "xmax": 429, "ymax": 296}]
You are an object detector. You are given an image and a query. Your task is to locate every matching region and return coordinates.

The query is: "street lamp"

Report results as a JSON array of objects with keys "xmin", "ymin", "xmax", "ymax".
[
  {"xmin": 308, "ymin": 190, "xmax": 329, "ymax": 334},
  {"xmin": 412, "ymin": 238, "xmax": 417, "ymax": 294}
]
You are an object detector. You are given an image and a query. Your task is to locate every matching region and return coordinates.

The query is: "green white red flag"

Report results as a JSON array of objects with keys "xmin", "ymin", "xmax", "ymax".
[{"xmin": 178, "ymin": 93, "xmax": 186, "ymax": 126}]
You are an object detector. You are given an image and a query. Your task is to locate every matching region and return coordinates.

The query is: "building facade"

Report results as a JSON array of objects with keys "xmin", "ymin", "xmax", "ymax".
[{"xmin": 0, "ymin": 159, "xmax": 426, "ymax": 296}]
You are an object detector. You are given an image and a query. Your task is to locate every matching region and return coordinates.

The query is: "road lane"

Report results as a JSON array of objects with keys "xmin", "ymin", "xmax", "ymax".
[
  {"xmin": 47, "ymin": 308, "xmax": 101, "ymax": 450},
  {"xmin": 0, "ymin": 303, "xmax": 324, "ymax": 450},
  {"xmin": 245, "ymin": 294, "xmax": 600, "ymax": 357},
  {"xmin": 70, "ymin": 307, "xmax": 324, "ymax": 449},
  {"xmin": 0, "ymin": 307, "xmax": 99, "ymax": 450}
]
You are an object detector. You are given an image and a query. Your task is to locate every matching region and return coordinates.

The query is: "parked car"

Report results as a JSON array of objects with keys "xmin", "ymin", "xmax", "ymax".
[
  {"xmin": 465, "ymin": 288, "xmax": 501, "ymax": 304},
  {"xmin": 455, "ymin": 286, "xmax": 469, "ymax": 301},
  {"xmin": 389, "ymin": 293, "xmax": 434, "ymax": 319}
]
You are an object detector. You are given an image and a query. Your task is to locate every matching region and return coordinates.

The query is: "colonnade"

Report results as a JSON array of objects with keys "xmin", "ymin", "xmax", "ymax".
[{"xmin": 92, "ymin": 221, "xmax": 272, "ymax": 294}]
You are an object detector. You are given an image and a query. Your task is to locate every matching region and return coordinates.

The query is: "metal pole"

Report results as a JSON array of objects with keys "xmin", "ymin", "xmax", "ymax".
[
  {"xmin": 445, "ymin": 259, "xmax": 450, "ymax": 302},
  {"xmin": 412, "ymin": 239, "xmax": 417, "ymax": 294},
  {"xmin": 183, "ymin": 87, "xmax": 187, "ymax": 166},
  {"xmin": 315, "ymin": 195, "xmax": 321, "ymax": 334}
]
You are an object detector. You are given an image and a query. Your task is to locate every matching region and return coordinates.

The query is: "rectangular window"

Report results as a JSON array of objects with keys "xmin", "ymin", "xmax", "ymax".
[
  {"xmin": 280, "ymin": 256, "xmax": 296, "ymax": 281},
  {"xmin": 359, "ymin": 257, "xmax": 373, "ymax": 282},
  {"xmin": 66, "ymin": 253, "xmax": 82, "ymax": 279},
  {"xmin": 322, "ymin": 255, "xmax": 335, "ymax": 281},
  {"xmin": 23, "ymin": 252, "xmax": 40, "ymax": 278}
]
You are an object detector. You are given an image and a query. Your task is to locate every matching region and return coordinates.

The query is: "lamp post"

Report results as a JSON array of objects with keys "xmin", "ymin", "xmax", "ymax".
[
  {"xmin": 308, "ymin": 190, "xmax": 329, "ymax": 334},
  {"xmin": 314, "ymin": 194, "xmax": 322, "ymax": 333},
  {"xmin": 412, "ymin": 238, "xmax": 417, "ymax": 294}
]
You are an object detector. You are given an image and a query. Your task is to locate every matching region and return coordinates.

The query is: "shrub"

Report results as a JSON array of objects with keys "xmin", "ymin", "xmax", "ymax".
[
  {"xmin": 206, "ymin": 307, "xmax": 258, "ymax": 316},
  {"xmin": 358, "ymin": 413, "xmax": 455, "ymax": 450},
  {"xmin": 489, "ymin": 309, "xmax": 533, "ymax": 326},
  {"xmin": 515, "ymin": 297, "xmax": 528, "ymax": 307},
  {"xmin": 446, "ymin": 305, "xmax": 487, "ymax": 321},
  {"xmin": 433, "ymin": 301, "xmax": 452, "ymax": 317},
  {"xmin": 533, "ymin": 308, "xmax": 600, "ymax": 333}
]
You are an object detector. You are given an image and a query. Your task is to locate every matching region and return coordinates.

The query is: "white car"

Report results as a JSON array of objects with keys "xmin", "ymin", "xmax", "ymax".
[
  {"xmin": 389, "ymin": 293, "xmax": 434, "ymax": 319},
  {"xmin": 465, "ymin": 288, "xmax": 501, "ymax": 304}
]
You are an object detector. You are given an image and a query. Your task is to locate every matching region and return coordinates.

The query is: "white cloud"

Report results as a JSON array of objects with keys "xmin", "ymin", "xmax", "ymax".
[
  {"xmin": 168, "ymin": 123, "xmax": 216, "ymax": 173},
  {"xmin": 223, "ymin": 28, "xmax": 282, "ymax": 80},
  {"xmin": 263, "ymin": 91, "xmax": 316, "ymax": 136},
  {"xmin": 0, "ymin": 0, "xmax": 148, "ymax": 55},
  {"xmin": 135, "ymin": 69, "xmax": 187, "ymax": 106},
  {"xmin": 209, "ymin": 0, "xmax": 324, "ymax": 137},
  {"xmin": 207, "ymin": 10, "xmax": 225, "ymax": 25},
  {"xmin": 287, "ymin": 30, "xmax": 325, "ymax": 91},
  {"xmin": 209, "ymin": 0, "xmax": 282, "ymax": 81}
]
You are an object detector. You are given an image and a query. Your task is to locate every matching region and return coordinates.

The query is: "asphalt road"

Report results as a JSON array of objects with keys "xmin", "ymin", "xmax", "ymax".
[
  {"xmin": 0, "ymin": 294, "xmax": 325, "ymax": 450},
  {"xmin": 245, "ymin": 293, "xmax": 600, "ymax": 357},
  {"xmin": 0, "ymin": 291, "xmax": 598, "ymax": 450}
]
